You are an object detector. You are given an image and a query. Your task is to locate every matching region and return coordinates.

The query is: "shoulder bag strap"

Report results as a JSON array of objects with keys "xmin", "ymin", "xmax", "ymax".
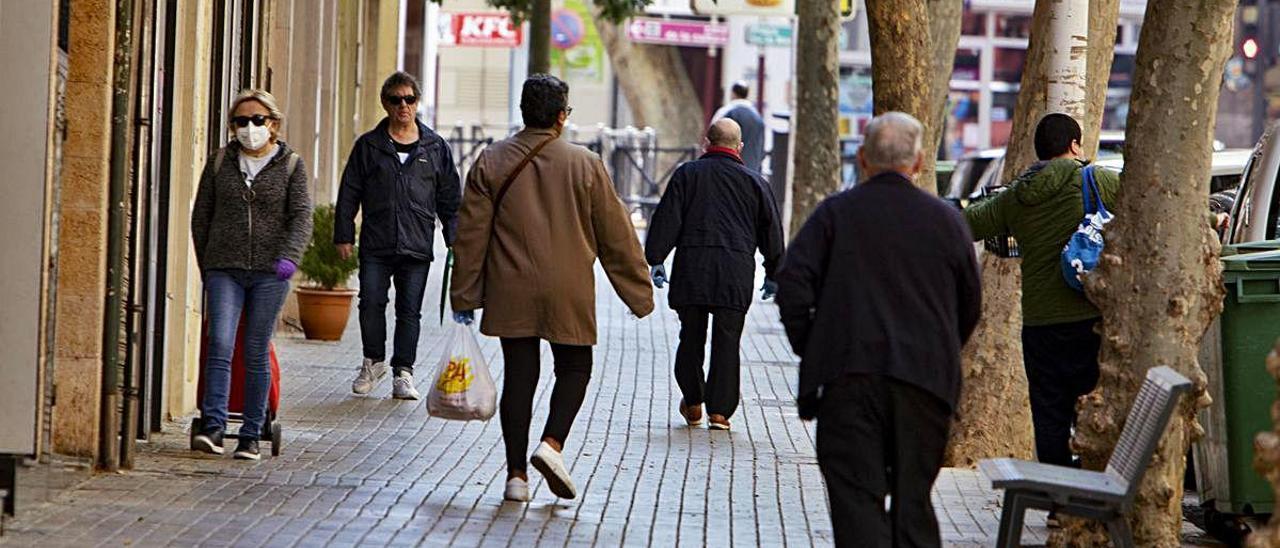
[
  {"xmin": 286, "ymin": 152, "xmax": 300, "ymax": 178},
  {"xmin": 490, "ymin": 134, "xmax": 558, "ymax": 228},
  {"xmin": 214, "ymin": 147, "xmax": 227, "ymax": 174},
  {"xmin": 1081, "ymin": 164, "xmax": 1097, "ymax": 215}
]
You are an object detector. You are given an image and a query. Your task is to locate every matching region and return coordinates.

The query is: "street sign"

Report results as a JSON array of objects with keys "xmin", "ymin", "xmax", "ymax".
[
  {"xmin": 551, "ymin": 9, "xmax": 585, "ymax": 50},
  {"xmin": 745, "ymin": 23, "xmax": 792, "ymax": 47},
  {"xmin": 690, "ymin": 0, "xmax": 795, "ymax": 17},
  {"xmin": 626, "ymin": 17, "xmax": 729, "ymax": 47},
  {"xmin": 744, "ymin": 22, "xmax": 847, "ymax": 48},
  {"xmin": 442, "ymin": 13, "xmax": 522, "ymax": 48}
]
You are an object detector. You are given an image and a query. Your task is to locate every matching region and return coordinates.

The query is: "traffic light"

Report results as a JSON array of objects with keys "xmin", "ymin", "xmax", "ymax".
[{"xmin": 1242, "ymin": 1, "xmax": 1261, "ymax": 61}]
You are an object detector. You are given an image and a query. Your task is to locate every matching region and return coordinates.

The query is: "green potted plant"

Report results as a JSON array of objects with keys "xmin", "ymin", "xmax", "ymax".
[{"xmin": 296, "ymin": 204, "xmax": 360, "ymax": 341}]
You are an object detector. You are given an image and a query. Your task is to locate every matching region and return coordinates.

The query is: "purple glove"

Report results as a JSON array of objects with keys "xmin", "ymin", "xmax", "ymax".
[{"xmin": 275, "ymin": 258, "xmax": 297, "ymax": 281}]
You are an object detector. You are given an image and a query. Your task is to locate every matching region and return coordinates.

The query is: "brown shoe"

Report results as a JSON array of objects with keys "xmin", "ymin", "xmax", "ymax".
[
  {"xmin": 708, "ymin": 414, "xmax": 730, "ymax": 431},
  {"xmin": 679, "ymin": 400, "xmax": 704, "ymax": 426}
]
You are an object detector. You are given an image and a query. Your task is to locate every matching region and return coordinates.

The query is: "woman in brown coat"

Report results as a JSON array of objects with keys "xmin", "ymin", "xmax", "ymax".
[{"xmin": 450, "ymin": 75, "xmax": 653, "ymax": 503}]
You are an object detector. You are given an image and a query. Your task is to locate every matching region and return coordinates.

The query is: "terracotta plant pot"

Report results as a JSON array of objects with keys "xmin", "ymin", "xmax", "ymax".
[{"xmin": 296, "ymin": 287, "xmax": 358, "ymax": 341}]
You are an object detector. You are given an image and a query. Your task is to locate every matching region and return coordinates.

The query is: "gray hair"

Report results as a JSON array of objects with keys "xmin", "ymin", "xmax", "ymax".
[{"xmin": 861, "ymin": 112, "xmax": 924, "ymax": 170}]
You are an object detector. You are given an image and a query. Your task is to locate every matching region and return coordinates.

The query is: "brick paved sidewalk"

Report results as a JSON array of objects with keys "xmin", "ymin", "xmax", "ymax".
[{"xmin": 0, "ymin": 263, "xmax": 1214, "ymax": 547}]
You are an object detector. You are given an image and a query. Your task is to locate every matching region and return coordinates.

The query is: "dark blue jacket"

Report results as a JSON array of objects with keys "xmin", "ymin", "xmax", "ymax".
[
  {"xmin": 776, "ymin": 172, "xmax": 982, "ymax": 418},
  {"xmin": 644, "ymin": 150, "xmax": 784, "ymax": 311},
  {"xmin": 335, "ymin": 118, "xmax": 461, "ymax": 261},
  {"xmin": 723, "ymin": 104, "xmax": 766, "ymax": 173}
]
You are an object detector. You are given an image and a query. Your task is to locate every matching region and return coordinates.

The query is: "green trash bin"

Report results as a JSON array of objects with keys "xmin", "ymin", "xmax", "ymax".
[{"xmin": 1196, "ymin": 245, "xmax": 1280, "ymax": 516}]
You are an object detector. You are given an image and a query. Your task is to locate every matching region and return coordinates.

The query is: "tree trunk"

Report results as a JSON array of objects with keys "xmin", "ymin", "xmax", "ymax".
[
  {"xmin": 593, "ymin": 16, "xmax": 703, "ymax": 152},
  {"xmin": 1081, "ymin": 0, "xmax": 1122, "ymax": 158},
  {"xmin": 527, "ymin": 0, "xmax": 551, "ymax": 74},
  {"xmin": 789, "ymin": 0, "xmax": 842, "ymax": 235},
  {"xmin": 1067, "ymin": 0, "xmax": 1235, "ymax": 544},
  {"xmin": 945, "ymin": 0, "xmax": 1058, "ymax": 467},
  {"xmin": 1248, "ymin": 339, "xmax": 1280, "ymax": 547},
  {"xmin": 865, "ymin": 0, "xmax": 934, "ymax": 193},
  {"xmin": 923, "ymin": 0, "xmax": 962, "ymax": 194}
]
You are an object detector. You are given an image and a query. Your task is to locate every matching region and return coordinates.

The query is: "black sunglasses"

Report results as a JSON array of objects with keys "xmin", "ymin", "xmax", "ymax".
[
  {"xmin": 385, "ymin": 94, "xmax": 418, "ymax": 106},
  {"xmin": 564, "ymin": 106, "xmax": 573, "ymax": 116},
  {"xmin": 231, "ymin": 114, "xmax": 273, "ymax": 128}
]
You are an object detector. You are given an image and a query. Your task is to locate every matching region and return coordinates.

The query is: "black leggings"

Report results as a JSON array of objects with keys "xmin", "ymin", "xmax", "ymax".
[{"xmin": 499, "ymin": 337, "xmax": 593, "ymax": 474}]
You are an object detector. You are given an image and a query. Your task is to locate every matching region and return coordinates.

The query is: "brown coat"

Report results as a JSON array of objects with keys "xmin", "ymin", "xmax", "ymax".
[{"xmin": 450, "ymin": 127, "xmax": 654, "ymax": 346}]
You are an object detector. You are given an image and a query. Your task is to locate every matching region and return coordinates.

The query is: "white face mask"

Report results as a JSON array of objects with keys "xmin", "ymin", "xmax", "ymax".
[{"xmin": 236, "ymin": 124, "xmax": 271, "ymax": 151}]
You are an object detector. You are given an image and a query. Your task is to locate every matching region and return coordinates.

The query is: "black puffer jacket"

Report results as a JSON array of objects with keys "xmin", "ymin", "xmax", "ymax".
[
  {"xmin": 334, "ymin": 118, "xmax": 462, "ymax": 261},
  {"xmin": 191, "ymin": 141, "xmax": 313, "ymax": 274}
]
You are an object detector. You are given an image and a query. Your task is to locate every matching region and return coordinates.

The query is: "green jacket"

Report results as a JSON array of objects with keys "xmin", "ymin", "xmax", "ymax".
[{"xmin": 964, "ymin": 158, "xmax": 1120, "ymax": 327}]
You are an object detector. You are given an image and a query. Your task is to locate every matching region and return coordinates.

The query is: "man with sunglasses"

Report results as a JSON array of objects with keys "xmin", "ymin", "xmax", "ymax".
[{"xmin": 336, "ymin": 71, "xmax": 462, "ymax": 400}]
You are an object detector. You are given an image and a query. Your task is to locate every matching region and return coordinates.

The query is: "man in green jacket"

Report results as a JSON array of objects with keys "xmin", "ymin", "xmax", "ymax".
[{"xmin": 964, "ymin": 114, "xmax": 1120, "ymax": 480}]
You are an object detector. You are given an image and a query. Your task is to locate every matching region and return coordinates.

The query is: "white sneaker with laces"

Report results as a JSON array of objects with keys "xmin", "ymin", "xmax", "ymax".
[
  {"xmin": 392, "ymin": 370, "xmax": 420, "ymax": 400},
  {"xmin": 504, "ymin": 477, "xmax": 530, "ymax": 502},
  {"xmin": 352, "ymin": 358, "xmax": 389, "ymax": 395},
  {"xmin": 530, "ymin": 442, "xmax": 577, "ymax": 500}
]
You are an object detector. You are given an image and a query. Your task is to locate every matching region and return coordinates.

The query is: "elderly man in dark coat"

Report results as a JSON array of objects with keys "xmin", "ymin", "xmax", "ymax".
[
  {"xmin": 776, "ymin": 112, "xmax": 982, "ymax": 547},
  {"xmin": 644, "ymin": 118, "xmax": 785, "ymax": 431}
]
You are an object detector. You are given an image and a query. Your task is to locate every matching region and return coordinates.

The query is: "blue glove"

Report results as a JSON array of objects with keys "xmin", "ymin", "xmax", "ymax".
[
  {"xmin": 761, "ymin": 279, "xmax": 778, "ymax": 301},
  {"xmin": 651, "ymin": 264, "xmax": 668, "ymax": 289},
  {"xmin": 453, "ymin": 310, "xmax": 475, "ymax": 325}
]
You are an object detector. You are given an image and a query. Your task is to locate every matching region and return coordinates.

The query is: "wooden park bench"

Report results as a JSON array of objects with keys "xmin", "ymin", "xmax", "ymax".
[{"xmin": 979, "ymin": 365, "xmax": 1193, "ymax": 548}]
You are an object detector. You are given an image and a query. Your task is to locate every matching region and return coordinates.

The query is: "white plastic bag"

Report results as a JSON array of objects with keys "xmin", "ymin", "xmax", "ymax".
[{"xmin": 427, "ymin": 324, "xmax": 497, "ymax": 421}]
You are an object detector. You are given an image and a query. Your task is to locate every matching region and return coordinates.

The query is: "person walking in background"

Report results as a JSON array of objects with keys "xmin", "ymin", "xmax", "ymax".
[
  {"xmin": 191, "ymin": 89, "xmax": 313, "ymax": 461},
  {"xmin": 645, "ymin": 118, "xmax": 784, "ymax": 431},
  {"xmin": 776, "ymin": 112, "xmax": 981, "ymax": 546},
  {"xmin": 335, "ymin": 71, "xmax": 462, "ymax": 401},
  {"xmin": 450, "ymin": 74, "xmax": 654, "ymax": 503},
  {"xmin": 711, "ymin": 81, "xmax": 766, "ymax": 173},
  {"xmin": 962, "ymin": 114, "xmax": 1119, "ymax": 528}
]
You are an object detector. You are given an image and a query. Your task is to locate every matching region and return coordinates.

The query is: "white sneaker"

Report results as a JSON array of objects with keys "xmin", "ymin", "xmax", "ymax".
[
  {"xmin": 530, "ymin": 442, "xmax": 577, "ymax": 500},
  {"xmin": 352, "ymin": 358, "xmax": 388, "ymax": 395},
  {"xmin": 504, "ymin": 477, "xmax": 530, "ymax": 502},
  {"xmin": 392, "ymin": 370, "xmax": 420, "ymax": 400}
]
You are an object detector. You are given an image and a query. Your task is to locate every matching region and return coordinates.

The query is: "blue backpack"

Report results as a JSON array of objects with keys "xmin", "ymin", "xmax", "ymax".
[{"xmin": 1061, "ymin": 165, "xmax": 1112, "ymax": 292}]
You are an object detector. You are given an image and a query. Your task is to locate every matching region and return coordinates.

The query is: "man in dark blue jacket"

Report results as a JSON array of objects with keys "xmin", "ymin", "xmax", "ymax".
[
  {"xmin": 645, "ymin": 118, "xmax": 784, "ymax": 431},
  {"xmin": 335, "ymin": 72, "xmax": 461, "ymax": 400},
  {"xmin": 712, "ymin": 81, "xmax": 766, "ymax": 173},
  {"xmin": 776, "ymin": 112, "xmax": 981, "ymax": 547}
]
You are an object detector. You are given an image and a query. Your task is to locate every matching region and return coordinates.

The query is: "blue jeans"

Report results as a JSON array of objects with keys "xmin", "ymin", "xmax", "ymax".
[
  {"xmin": 358, "ymin": 254, "xmax": 431, "ymax": 374},
  {"xmin": 202, "ymin": 269, "xmax": 289, "ymax": 438}
]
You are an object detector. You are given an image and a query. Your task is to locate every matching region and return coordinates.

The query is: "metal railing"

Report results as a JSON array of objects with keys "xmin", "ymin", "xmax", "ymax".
[{"xmin": 442, "ymin": 122, "xmax": 698, "ymax": 225}]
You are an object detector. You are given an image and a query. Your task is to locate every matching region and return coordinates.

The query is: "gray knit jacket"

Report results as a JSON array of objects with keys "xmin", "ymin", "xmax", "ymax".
[{"xmin": 191, "ymin": 142, "xmax": 313, "ymax": 274}]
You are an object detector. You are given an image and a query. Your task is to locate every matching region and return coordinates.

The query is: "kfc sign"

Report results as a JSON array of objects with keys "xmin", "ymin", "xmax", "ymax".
[{"xmin": 444, "ymin": 13, "xmax": 522, "ymax": 48}]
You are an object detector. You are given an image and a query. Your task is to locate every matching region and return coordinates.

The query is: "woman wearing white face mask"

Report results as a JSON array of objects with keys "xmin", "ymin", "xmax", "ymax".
[{"xmin": 190, "ymin": 89, "xmax": 313, "ymax": 461}]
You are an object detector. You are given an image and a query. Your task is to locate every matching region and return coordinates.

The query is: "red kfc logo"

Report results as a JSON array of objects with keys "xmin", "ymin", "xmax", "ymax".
[{"xmin": 452, "ymin": 13, "xmax": 522, "ymax": 47}]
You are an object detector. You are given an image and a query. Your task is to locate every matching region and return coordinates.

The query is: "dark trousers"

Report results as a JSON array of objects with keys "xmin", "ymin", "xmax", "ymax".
[
  {"xmin": 1021, "ymin": 319, "xmax": 1102, "ymax": 467},
  {"xmin": 499, "ymin": 337, "xmax": 593, "ymax": 474},
  {"xmin": 817, "ymin": 374, "xmax": 951, "ymax": 548},
  {"xmin": 357, "ymin": 254, "xmax": 430, "ymax": 374},
  {"xmin": 674, "ymin": 307, "xmax": 746, "ymax": 418}
]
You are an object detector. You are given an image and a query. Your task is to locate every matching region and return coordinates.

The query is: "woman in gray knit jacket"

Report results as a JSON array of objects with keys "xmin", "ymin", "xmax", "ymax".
[{"xmin": 190, "ymin": 89, "xmax": 313, "ymax": 460}]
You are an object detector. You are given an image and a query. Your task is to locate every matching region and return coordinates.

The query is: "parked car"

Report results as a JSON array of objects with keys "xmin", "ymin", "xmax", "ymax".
[
  {"xmin": 1227, "ymin": 127, "xmax": 1280, "ymax": 244},
  {"xmin": 1093, "ymin": 148, "xmax": 1249, "ymax": 195}
]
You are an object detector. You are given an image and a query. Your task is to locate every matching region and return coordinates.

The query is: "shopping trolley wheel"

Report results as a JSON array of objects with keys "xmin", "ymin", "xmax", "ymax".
[{"xmin": 270, "ymin": 422, "xmax": 282, "ymax": 457}]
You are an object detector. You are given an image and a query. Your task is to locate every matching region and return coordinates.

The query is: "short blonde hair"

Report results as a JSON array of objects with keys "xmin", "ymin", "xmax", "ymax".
[{"xmin": 229, "ymin": 89, "xmax": 284, "ymax": 139}]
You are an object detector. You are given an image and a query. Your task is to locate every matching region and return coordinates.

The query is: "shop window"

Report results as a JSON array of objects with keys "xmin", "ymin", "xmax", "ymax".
[
  {"xmin": 995, "ymin": 13, "xmax": 1032, "ymax": 39},
  {"xmin": 994, "ymin": 47, "xmax": 1027, "ymax": 83},
  {"xmin": 946, "ymin": 90, "xmax": 981, "ymax": 159},
  {"xmin": 1110, "ymin": 54, "xmax": 1136, "ymax": 87},
  {"xmin": 962, "ymin": 11, "xmax": 987, "ymax": 36},
  {"xmin": 953, "ymin": 48, "xmax": 981, "ymax": 81},
  {"xmin": 991, "ymin": 92, "xmax": 1018, "ymax": 148}
]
